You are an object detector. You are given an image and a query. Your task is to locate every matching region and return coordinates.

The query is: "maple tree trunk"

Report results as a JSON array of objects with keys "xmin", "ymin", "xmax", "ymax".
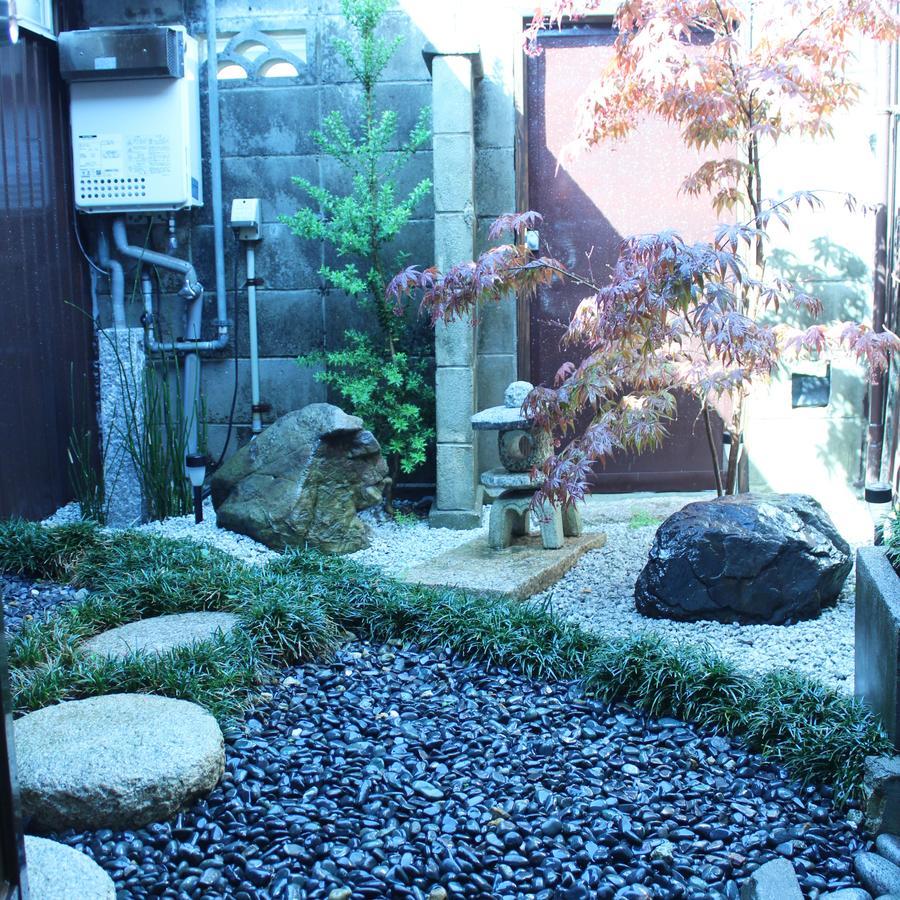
[{"xmin": 702, "ymin": 406, "xmax": 725, "ymax": 497}]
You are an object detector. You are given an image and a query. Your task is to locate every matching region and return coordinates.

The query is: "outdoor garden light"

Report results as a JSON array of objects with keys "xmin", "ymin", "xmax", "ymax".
[
  {"xmin": 864, "ymin": 482, "xmax": 892, "ymax": 545},
  {"xmin": 185, "ymin": 453, "xmax": 207, "ymax": 525}
]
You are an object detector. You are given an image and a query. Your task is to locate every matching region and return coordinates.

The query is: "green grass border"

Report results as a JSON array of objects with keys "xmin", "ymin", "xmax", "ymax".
[{"xmin": 0, "ymin": 519, "xmax": 891, "ymax": 806}]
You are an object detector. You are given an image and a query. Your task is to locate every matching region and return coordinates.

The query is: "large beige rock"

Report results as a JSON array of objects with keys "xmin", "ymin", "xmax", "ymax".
[
  {"xmin": 15, "ymin": 694, "xmax": 224, "ymax": 832},
  {"xmin": 81, "ymin": 612, "xmax": 240, "ymax": 660},
  {"xmin": 24, "ymin": 836, "xmax": 116, "ymax": 900},
  {"xmin": 211, "ymin": 403, "xmax": 390, "ymax": 553}
]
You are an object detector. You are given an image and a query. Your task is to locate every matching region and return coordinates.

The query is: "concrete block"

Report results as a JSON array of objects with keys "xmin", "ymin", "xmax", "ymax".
[
  {"xmin": 435, "ymin": 367, "xmax": 476, "ymax": 443},
  {"xmin": 475, "ymin": 69, "xmax": 516, "ymax": 149},
  {"xmin": 219, "ymin": 86, "xmax": 320, "ymax": 157},
  {"xmin": 433, "ymin": 133, "xmax": 475, "ymax": 213},
  {"xmin": 319, "ymin": 10, "xmax": 430, "ymax": 83},
  {"xmin": 435, "ymin": 214, "xmax": 475, "ymax": 271},
  {"xmin": 435, "ymin": 442, "xmax": 480, "ymax": 511},
  {"xmin": 432, "ymin": 55, "xmax": 474, "ymax": 134},
  {"xmin": 435, "ymin": 317, "xmax": 475, "ymax": 367},
  {"xmin": 476, "ymin": 147, "xmax": 515, "ymax": 218},
  {"xmin": 319, "ymin": 82, "xmax": 433, "ymax": 153},
  {"xmin": 222, "ymin": 155, "xmax": 319, "ymax": 223},
  {"xmin": 253, "ymin": 222, "xmax": 321, "ymax": 291},
  {"xmin": 856, "ymin": 547, "xmax": 900, "ymax": 748},
  {"xmin": 324, "ymin": 218, "xmax": 434, "ymax": 286},
  {"xmin": 320, "ymin": 153, "xmax": 434, "ymax": 219},
  {"xmin": 80, "ymin": 0, "xmax": 184, "ymax": 25},
  {"xmin": 205, "ymin": 423, "xmax": 253, "ymax": 464},
  {"xmin": 207, "ymin": 0, "xmax": 314, "ymax": 19},
  {"xmin": 863, "ymin": 755, "xmax": 900, "ymax": 835},
  {"xmin": 234, "ymin": 290, "xmax": 324, "ymax": 357},
  {"xmin": 201, "ymin": 357, "xmax": 326, "ymax": 425},
  {"xmin": 476, "ymin": 353, "xmax": 517, "ymax": 472},
  {"xmin": 322, "ymin": 290, "xmax": 381, "ymax": 349},
  {"xmin": 477, "ymin": 297, "xmax": 517, "ymax": 355},
  {"xmin": 428, "ymin": 505, "xmax": 484, "ymax": 530}
]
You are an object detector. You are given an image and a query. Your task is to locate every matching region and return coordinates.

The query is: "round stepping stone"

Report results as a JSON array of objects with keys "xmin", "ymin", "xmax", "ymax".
[
  {"xmin": 15, "ymin": 693, "xmax": 225, "ymax": 831},
  {"xmin": 81, "ymin": 611, "xmax": 240, "ymax": 659},
  {"xmin": 25, "ymin": 835, "xmax": 115, "ymax": 899},
  {"xmin": 855, "ymin": 851, "xmax": 900, "ymax": 897}
]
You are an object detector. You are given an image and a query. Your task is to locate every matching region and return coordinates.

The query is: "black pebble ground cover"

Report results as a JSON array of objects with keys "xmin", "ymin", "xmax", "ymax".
[
  {"xmin": 0, "ymin": 520, "xmax": 891, "ymax": 897},
  {"xmin": 54, "ymin": 642, "xmax": 868, "ymax": 899}
]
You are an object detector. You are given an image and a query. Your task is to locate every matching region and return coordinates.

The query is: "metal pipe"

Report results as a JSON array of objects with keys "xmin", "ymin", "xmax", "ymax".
[
  {"xmin": 96, "ymin": 227, "xmax": 126, "ymax": 330},
  {"xmin": 206, "ymin": 0, "xmax": 229, "ymax": 350},
  {"xmin": 246, "ymin": 243, "xmax": 262, "ymax": 434},
  {"xmin": 868, "ymin": 203, "xmax": 888, "ymax": 485},
  {"xmin": 112, "ymin": 216, "xmax": 227, "ymax": 352},
  {"xmin": 112, "ymin": 216, "xmax": 200, "ymax": 299},
  {"xmin": 183, "ymin": 293, "xmax": 202, "ymax": 455},
  {"xmin": 868, "ymin": 38, "xmax": 897, "ymax": 486},
  {"xmin": 140, "ymin": 271, "xmax": 201, "ymax": 455}
]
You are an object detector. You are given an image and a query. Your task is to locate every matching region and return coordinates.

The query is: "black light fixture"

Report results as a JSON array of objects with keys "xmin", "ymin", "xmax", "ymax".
[
  {"xmin": 185, "ymin": 453, "xmax": 207, "ymax": 525},
  {"xmin": 864, "ymin": 482, "xmax": 893, "ymax": 546}
]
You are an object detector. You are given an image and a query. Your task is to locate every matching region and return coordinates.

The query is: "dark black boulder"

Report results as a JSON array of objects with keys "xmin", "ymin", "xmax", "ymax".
[{"xmin": 634, "ymin": 493, "xmax": 851, "ymax": 625}]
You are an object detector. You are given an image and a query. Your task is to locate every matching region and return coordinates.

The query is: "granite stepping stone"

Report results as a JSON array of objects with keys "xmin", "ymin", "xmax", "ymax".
[
  {"xmin": 15, "ymin": 693, "xmax": 225, "ymax": 831},
  {"xmin": 854, "ymin": 851, "xmax": 900, "ymax": 897},
  {"xmin": 25, "ymin": 835, "xmax": 115, "ymax": 899},
  {"xmin": 80, "ymin": 611, "xmax": 240, "ymax": 659},
  {"xmin": 877, "ymin": 834, "xmax": 900, "ymax": 869}
]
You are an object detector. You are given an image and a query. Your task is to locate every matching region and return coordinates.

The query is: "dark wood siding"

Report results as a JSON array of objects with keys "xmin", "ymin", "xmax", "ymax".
[{"xmin": 0, "ymin": 28, "xmax": 95, "ymax": 519}]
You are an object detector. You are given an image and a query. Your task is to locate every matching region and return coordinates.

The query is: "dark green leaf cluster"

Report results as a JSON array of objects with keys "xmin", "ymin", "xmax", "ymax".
[
  {"xmin": 2, "ymin": 519, "xmax": 890, "ymax": 805},
  {"xmin": 300, "ymin": 331, "xmax": 433, "ymax": 473}
]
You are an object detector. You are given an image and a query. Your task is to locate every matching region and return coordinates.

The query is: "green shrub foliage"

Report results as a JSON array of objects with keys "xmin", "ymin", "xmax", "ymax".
[{"xmin": 284, "ymin": 0, "xmax": 433, "ymax": 490}]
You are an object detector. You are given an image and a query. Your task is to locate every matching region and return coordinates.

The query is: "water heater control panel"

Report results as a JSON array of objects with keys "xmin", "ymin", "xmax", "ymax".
[{"xmin": 61, "ymin": 26, "xmax": 203, "ymax": 213}]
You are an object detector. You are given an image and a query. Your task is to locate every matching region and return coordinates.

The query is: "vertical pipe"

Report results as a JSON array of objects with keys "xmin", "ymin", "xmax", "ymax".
[
  {"xmin": 247, "ymin": 244, "xmax": 262, "ymax": 434},
  {"xmin": 868, "ymin": 37, "xmax": 896, "ymax": 486},
  {"xmin": 183, "ymin": 294, "xmax": 202, "ymax": 456},
  {"xmin": 868, "ymin": 202, "xmax": 888, "ymax": 486},
  {"xmin": 205, "ymin": 0, "xmax": 228, "ymax": 344},
  {"xmin": 96, "ymin": 227, "xmax": 126, "ymax": 330}
]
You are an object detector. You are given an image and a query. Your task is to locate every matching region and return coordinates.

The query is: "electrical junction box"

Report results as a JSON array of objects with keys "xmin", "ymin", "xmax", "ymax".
[
  {"xmin": 61, "ymin": 26, "xmax": 203, "ymax": 214},
  {"xmin": 231, "ymin": 198, "xmax": 262, "ymax": 241}
]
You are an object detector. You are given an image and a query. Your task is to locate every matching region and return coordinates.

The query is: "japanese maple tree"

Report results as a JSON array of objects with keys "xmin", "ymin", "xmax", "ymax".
[{"xmin": 391, "ymin": 0, "xmax": 900, "ymax": 502}]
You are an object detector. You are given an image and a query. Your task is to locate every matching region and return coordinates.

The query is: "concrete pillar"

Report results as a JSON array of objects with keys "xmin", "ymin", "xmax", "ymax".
[
  {"xmin": 98, "ymin": 328, "xmax": 145, "ymax": 527},
  {"xmin": 427, "ymin": 46, "xmax": 484, "ymax": 529}
]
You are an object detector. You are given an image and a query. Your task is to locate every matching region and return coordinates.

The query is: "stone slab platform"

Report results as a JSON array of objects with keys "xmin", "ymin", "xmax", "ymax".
[{"xmin": 401, "ymin": 532, "xmax": 607, "ymax": 600}]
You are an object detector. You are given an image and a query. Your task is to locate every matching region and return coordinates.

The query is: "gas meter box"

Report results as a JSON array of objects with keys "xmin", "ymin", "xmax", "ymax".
[{"xmin": 60, "ymin": 26, "xmax": 203, "ymax": 213}]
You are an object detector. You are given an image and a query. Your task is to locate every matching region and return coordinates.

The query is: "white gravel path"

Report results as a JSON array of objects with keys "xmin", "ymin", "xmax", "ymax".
[{"xmin": 45, "ymin": 492, "xmax": 860, "ymax": 691}]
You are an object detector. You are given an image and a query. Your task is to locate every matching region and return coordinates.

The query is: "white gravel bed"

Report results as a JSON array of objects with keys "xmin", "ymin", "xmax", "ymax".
[
  {"xmin": 348, "ymin": 507, "xmax": 488, "ymax": 570},
  {"xmin": 350, "ymin": 497, "xmax": 858, "ymax": 693},
  {"xmin": 43, "ymin": 501, "xmax": 277, "ymax": 568}
]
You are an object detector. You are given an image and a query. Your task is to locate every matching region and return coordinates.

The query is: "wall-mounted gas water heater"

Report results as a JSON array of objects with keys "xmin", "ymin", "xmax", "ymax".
[
  {"xmin": 57, "ymin": 23, "xmax": 227, "ymax": 481},
  {"xmin": 59, "ymin": 25, "xmax": 202, "ymax": 213}
]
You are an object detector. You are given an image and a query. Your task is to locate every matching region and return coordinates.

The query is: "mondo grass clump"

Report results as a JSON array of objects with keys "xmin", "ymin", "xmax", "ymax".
[{"xmin": 0, "ymin": 519, "xmax": 891, "ymax": 806}]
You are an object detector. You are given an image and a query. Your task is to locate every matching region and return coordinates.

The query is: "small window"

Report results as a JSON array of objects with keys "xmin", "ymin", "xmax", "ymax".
[{"xmin": 791, "ymin": 364, "xmax": 831, "ymax": 409}]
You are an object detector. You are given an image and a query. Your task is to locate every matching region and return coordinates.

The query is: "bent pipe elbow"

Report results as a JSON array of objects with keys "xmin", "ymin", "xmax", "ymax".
[{"xmin": 111, "ymin": 216, "xmax": 203, "ymax": 300}]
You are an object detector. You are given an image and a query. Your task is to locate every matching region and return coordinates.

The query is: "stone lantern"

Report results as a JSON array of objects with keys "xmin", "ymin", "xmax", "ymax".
[{"xmin": 471, "ymin": 381, "xmax": 583, "ymax": 550}]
